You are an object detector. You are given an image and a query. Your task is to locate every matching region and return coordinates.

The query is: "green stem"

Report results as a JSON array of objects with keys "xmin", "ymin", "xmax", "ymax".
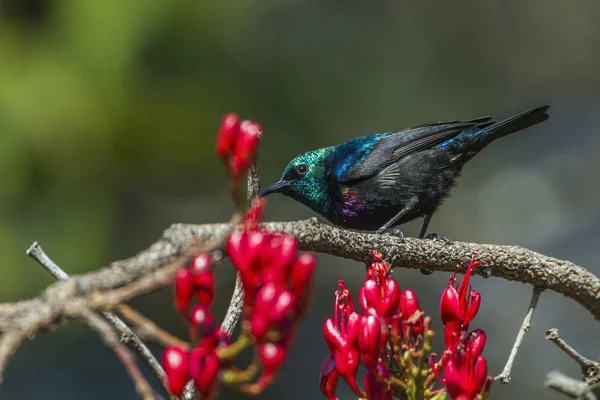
[
  {"xmin": 217, "ymin": 333, "xmax": 251, "ymax": 361},
  {"xmin": 221, "ymin": 362, "xmax": 259, "ymax": 385}
]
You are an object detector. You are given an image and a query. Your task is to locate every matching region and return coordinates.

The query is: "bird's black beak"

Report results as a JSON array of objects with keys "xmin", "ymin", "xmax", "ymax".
[{"xmin": 259, "ymin": 180, "xmax": 290, "ymax": 197}]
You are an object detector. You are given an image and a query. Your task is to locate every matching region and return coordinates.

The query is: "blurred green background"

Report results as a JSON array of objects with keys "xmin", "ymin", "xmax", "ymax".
[{"xmin": 1, "ymin": 0, "xmax": 599, "ymax": 399}]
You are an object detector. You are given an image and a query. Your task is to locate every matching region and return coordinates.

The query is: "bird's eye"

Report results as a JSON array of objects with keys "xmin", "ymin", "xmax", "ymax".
[{"xmin": 295, "ymin": 164, "xmax": 309, "ymax": 176}]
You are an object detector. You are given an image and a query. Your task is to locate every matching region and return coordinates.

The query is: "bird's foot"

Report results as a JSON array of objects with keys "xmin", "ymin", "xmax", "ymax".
[{"xmin": 376, "ymin": 227, "xmax": 405, "ymax": 242}]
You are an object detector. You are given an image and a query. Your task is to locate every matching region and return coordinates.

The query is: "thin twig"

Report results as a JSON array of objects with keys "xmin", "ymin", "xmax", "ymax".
[
  {"xmin": 26, "ymin": 242, "xmax": 69, "ymax": 280},
  {"xmin": 117, "ymin": 305, "xmax": 189, "ymax": 349},
  {"xmin": 546, "ymin": 328, "xmax": 600, "ymax": 382},
  {"xmin": 221, "ymin": 274, "xmax": 245, "ymax": 336},
  {"xmin": 26, "ymin": 242, "xmax": 176, "ymax": 400},
  {"xmin": 495, "ymin": 286, "xmax": 544, "ymax": 383},
  {"xmin": 545, "ymin": 370, "xmax": 599, "ymax": 400},
  {"xmin": 80, "ymin": 310, "xmax": 157, "ymax": 400}
]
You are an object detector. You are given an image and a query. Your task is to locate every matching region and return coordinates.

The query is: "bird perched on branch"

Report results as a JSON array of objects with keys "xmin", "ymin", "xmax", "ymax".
[{"xmin": 260, "ymin": 105, "xmax": 550, "ymax": 251}]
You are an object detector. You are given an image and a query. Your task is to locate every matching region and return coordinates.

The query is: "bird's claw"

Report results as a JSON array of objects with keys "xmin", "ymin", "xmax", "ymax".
[{"xmin": 376, "ymin": 227, "xmax": 405, "ymax": 242}]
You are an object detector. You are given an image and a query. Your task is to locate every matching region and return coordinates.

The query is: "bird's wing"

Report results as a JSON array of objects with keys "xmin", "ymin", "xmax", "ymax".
[{"xmin": 334, "ymin": 119, "xmax": 494, "ymax": 184}]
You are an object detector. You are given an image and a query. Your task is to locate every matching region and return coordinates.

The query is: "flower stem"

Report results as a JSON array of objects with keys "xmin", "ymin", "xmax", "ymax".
[{"xmin": 217, "ymin": 332, "xmax": 251, "ymax": 361}]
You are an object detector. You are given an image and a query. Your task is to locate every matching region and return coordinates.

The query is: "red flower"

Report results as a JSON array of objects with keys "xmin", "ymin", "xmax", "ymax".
[
  {"xmin": 359, "ymin": 252, "xmax": 401, "ymax": 319},
  {"xmin": 364, "ymin": 361, "xmax": 392, "ymax": 400},
  {"xmin": 216, "ymin": 113, "xmax": 240, "ymax": 162},
  {"xmin": 257, "ymin": 341, "xmax": 287, "ymax": 387},
  {"xmin": 189, "ymin": 253, "xmax": 214, "ymax": 307},
  {"xmin": 174, "ymin": 268, "xmax": 194, "ymax": 316},
  {"xmin": 189, "ymin": 345, "xmax": 220, "ymax": 399},
  {"xmin": 356, "ymin": 312, "xmax": 383, "ymax": 370},
  {"xmin": 441, "ymin": 330, "xmax": 491, "ymax": 400},
  {"xmin": 399, "ymin": 289, "xmax": 424, "ymax": 338},
  {"xmin": 230, "ymin": 120, "xmax": 262, "ymax": 176},
  {"xmin": 189, "ymin": 305, "xmax": 215, "ymax": 342},
  {"xmin": 323, "ymin": 281, "xmax": 364, "ymax": 396},
  {"xmin": 250, "ymin": 282, "xmax": 296, "ymax": 341},
  {"xmin": 434, "ymin": 254, "xmax": 493, "ymax": 399},
  {"xmin": 162, "ymin": 346, "xmax": 189, "ymax": 397},
  {"xmin": 440, "ymin": 253, "xmax": 481, "ymax": 348},
  {"xmin": 290, "ymin": 253, "xmax": 317, "ymax": 317},
  {"xmin": 320, "ymin": 355, "xmax": 339, "ymax": 400}
]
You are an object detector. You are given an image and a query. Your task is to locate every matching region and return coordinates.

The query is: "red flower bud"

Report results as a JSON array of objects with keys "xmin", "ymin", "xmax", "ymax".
[
  {"xmin": 324, "ymin": 318, "xmax": 346, "ymax": 353},
  {"xmin": 290, "ymin": 252, "xmax": 317, "ymax": 317},
  {"xmin": 230, "ymin": 120, "xmax": 262, "ymax": 176},
  {"xmin": 189, "ymin": 347, "xmax": 220, "ymax": 399},
  {"xmin": 358, "ymin": 314, "xmax": 381, "ymax": 356},
  {"xmin": 444, "ymin": 321, "xmax": 461, "ymax": 349},
  {"xmin": 346, "ymin": 312, "xmax": 361, "ymax": 350},
  {"xmin": 358, "ymin": 314, "xmax": 382, "ymax": 370},
  {"xmin": 400, "ymin": 289, "xmax": 424, "ymax": 337},
  {"xmin": 189, "ymin": 254, "xmax": 214, "ymax": 307},
  {"xmin": 271, "ymin": 288, "xmax": 296, "ymax": 327},
  {"xmin": 473, "ymin": 355, "xmax": 489, "ymax": 391},
  {"xmin": 466, "ymin": 329, "xmax": 486, "ymax": 358},
  {"xmin": 174, "ymin": 268, "xmax": 194, "ymax": 316},
  {"xmin": 250, "ymin": 283, "xmax": 279, "ymax": 341},
  {"xmin": 189, "ymin": 253, "xmax": 212, "ymax": 275},
  {"xmin": 162, "ymin": 346, "xmax": 189, "ymax": 397},
  {"xmin": 189, "ymin": 305, "xmax": 214, "ymax": 341},
  {"xmin": 464, "ymin": 290, "xmax": 481, "ymax": 326},
  {"xmin": 440, "ymin": 285, "xmax": 461, "ymax": 325},
  {"xmin": 380, "ymin": 279, "xmax": 401, "ymax": 317},
  {"xmin": 364, "ymin": 361, "xmax": 392, "ymax": 400},
  {"xmin": 216, "ymin": 113, "xmax": 239, "ymax": 161},
  {"xmin": 333, "ymin": 347, "xmax": 363, "ymax": 396},
  {"xmin": 359, "ymin": 277, "xmax": 400, "ymax": 318},
  {"xmin": 193, "ymin": 272, "xmax": 214, "ymax": 307},
  {"xmin": 320, "ymin": 355, "xmax": 339, "ymax": 400},
  {"xmin": 261, "ymin": 234, "xmax": 298, "ymax": 283},
  {"xmin": 259, "ymin": 342, "xmax": 287, "ymax": 377},
  {"xmin": 361, "ymin": 279, "xmax": 379, "ymax": 311}
]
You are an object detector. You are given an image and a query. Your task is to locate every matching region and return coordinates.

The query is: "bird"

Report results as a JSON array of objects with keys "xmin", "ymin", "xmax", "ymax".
[{"xmin": 259, "ymin": 105, "xmax": 549, "ymax": 251}]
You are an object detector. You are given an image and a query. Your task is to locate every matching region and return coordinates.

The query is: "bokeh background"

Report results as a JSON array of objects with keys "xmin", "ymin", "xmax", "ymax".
[{"xmin": 1, "ymin": 1, "xmax": 599, "ymax": 399}]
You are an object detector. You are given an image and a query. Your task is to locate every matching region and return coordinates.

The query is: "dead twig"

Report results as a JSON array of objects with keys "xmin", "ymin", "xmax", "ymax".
[{"xmin": 496, "ymin": 286, "xmax": 544, "ymax": 383}]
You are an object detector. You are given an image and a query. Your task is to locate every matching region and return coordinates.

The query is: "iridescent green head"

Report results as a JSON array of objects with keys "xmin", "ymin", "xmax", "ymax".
[{"xmin": 259, "ymin": 147, "xmax": 333, "ymax": 215}]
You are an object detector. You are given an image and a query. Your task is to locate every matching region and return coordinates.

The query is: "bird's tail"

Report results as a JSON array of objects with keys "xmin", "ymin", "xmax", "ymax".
[{"xmin": 464, "ymin": 105, "xmax": 550, "ymax": 151}]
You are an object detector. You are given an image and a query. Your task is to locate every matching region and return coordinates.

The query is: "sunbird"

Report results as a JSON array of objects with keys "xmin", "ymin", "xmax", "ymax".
[{"xmin": 260, "ymin": 105, "xmax": 549, "ymax": 241}]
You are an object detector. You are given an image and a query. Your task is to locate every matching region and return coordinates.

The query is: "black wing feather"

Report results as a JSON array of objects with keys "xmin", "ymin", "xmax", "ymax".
[{"xmin": 337, "ymin": 119, "xmax": 490, "ymax": 184}]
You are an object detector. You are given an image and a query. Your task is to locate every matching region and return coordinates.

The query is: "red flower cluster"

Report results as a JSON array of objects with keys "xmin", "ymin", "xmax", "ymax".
[
  {"xmin": 216, "ymin": 113, "xmax": 262, "ymax": 180},
  {"xmin": 162, "ymin": 112, "xmax": 321, "ymax": 398},
  {"xmin": 164, "ymin": 253, "xmax": 227, "ymax": 398},
  {"xmin": 226, "ymin": 198, "xmax": 317, "ymax": 390},
  {"xmin": 162, "ymin": 200, "xmax": 317, "ymax": 398},
  {"xmin": 321, "ymin": 251, "xmax": 424, "ymax": 399},
  {"xmin": 432, "ymin": 253, "xmax": 493, "ymax": 400}
]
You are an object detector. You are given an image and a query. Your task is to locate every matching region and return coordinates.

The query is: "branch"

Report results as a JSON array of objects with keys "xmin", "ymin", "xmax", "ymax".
[
  {"xmin": 80, "ymin": 310, "xmax": 157, "ymax": 400},
  {"xmin": 169, "ymin": 220, "xmax": 599, "ymax": 319},
  {"xmin": 495, "ymin": 286, "xmax": 544, "ymax": 383},
  {"xmin": 546, "ymin": 328, "xmax": 600, "ymax": 384},
  {"xmin": 117, "ymin": 305, "xmax": 189, "ymax": 349},
  {"xmin": 545, "ymin": 370, "xmax": 600, "ymax": 400},
  {"xmin": 25, "ymin": 242, "xmax": 176, "ymax": 399},
  {"xmin": 0, "ymin": 218, "xmax": 599, "ymax": 392}
]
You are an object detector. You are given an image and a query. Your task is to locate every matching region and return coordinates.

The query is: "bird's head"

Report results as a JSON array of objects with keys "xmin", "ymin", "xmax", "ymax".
[{"xmin": 259, "ymin": 148, "xmax": 332, "ymax": 213}]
